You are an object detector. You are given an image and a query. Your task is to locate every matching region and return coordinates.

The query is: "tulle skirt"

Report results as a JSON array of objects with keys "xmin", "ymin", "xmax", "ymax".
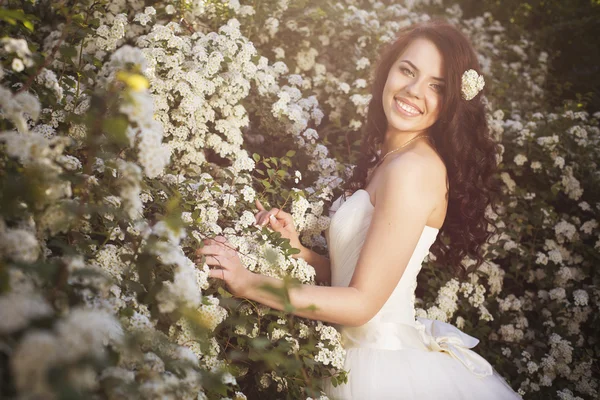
[
  {"xmin": 320, "ymin": 317, "xmax": 522, "ymax": 400},
  {"xmin": 321, "ymin": 346, "xmax": 521, "ymax": 400}
]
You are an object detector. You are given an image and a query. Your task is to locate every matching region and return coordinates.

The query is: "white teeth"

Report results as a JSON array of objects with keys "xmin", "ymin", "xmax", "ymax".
[{"xmin": 395, "ymin": 99, "xmax": 420, "ymax": 115}]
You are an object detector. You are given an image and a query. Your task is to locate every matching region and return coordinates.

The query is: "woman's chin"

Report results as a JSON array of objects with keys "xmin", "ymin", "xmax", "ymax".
[{"xmin": 388, "ymin": 121, "xmax": 421, "ymax": 133}]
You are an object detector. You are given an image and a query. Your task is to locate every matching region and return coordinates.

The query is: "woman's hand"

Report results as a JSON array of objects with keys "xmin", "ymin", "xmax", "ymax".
[
  {"xmin": 254, "ymin": 199, "xmax": 305, "ymax": 258},
  {"xmin": 195, "ymin": 236, "xmax": 255, "ymax": 298}
]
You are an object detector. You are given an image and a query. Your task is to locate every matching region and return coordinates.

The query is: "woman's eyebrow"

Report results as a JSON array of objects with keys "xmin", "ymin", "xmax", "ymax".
[{"xmin": 400, "ymin": 59, "xmax": 446, "ymax": 82}]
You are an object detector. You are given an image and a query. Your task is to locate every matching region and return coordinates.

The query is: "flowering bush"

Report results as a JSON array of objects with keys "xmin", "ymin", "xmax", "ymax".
[{"xmin": 0, "ymin": 1, "xmax": 598, "ymax": 399}]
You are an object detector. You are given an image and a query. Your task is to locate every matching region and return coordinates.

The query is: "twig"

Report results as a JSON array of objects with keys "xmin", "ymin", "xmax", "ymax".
[
  {"xmin": 289, "ymin": 314, "xmax": 312, "ymax": 387},
  {"xmin": 180, "ymin": 17, "xmax": 196, "ymax": 34}
]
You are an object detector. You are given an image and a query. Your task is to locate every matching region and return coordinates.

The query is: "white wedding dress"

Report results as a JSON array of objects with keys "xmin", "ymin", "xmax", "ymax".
[{"xmin": 320, "ymin": 189, "xmax": 522, "ymax": 400}]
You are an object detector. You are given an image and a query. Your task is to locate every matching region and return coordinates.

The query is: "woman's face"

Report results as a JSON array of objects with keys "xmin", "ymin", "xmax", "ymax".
[{"xmin": 382, "ymin": 37, "xmax": 446, "ymax": 136}]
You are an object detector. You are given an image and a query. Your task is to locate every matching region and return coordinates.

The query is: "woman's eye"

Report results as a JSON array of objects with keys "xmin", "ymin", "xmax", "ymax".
[
  {"xmin": 401, "ymin": 67, "xmax": 414, "ymax": 77},
  {"xmin": 432, "ymin": 84, "xmax": 445, "ymax": 93}
]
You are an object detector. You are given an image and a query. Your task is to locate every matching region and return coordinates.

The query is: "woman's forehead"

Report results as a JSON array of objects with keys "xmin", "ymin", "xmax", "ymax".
[{"xmin": 396, "ymin": 38, "xmax": 445, "ymax": 78}]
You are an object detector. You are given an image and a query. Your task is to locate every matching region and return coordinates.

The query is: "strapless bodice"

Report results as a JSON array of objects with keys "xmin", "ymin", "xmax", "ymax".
[
  {"xmin": 325, "ymin": 189, "xmax": 440, "ymax": 350},
  {"xmin": 321, "ymin": 191, "xmax": 521, "ymax": 399}
]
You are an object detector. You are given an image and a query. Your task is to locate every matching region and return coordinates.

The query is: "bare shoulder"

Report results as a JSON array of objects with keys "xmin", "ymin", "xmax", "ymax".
[
  {"xmin": 411, "ymin": 143, "xmax": 447, "ymax": 181},
  {"xmin": 370, "ymin": 145, "xmax": 447, "ymax": 216},
  {"xmin": 383, "ymin": 147, "xmax": 446, "ymax": 189}
]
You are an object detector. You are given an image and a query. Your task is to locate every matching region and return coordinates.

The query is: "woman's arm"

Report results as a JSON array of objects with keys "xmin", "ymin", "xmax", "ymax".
[
  {"xmin": 234, "ymin": 156, "xmax": 437, "ymax": 327},
  {"xmin": 200, "ymin": 155, "xmax": 437, "ymax": 327},
  {"xmin": 242, "ymin": 273, "xmax": 364, "ymax": 326},
  {"xmin": 295, "ymin": 245, "xmax": 331, "ymax": 286}
]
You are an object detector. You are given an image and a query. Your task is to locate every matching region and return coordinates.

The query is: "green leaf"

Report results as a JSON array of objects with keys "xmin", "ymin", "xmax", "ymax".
[
  {"xmin": 119, "ymin": 307, "xmax": 135, "ymax": 318},
  {"xmin": 217, "ymin": 286, "xmax": 232, "ymax": 298},
  {"xmin": 103, "ymin": 117, "xmax": 130, "ymax": 146},
  {"xmin": 252, "ymin": 153, "xmax": 260, "ymax": 162},
  {"xmin": 23, "ymin": 20, "xmax": 34, "ymax": 32},
  {"xmin": 0, "ymin": 9, "xmax": 36, "ymax": 31},
  {"xmin": 72, "ymin": 13, "xmax": 87, "ymax": 25},
  {"xmin": 286, "ymin": 150, "xmax": 296, "ymax": 157},
  {"xmin": 264, "ymin": 246, "xmax": 279, "ymax": 265},
  {"xmin": 59, "ymin": 45, "xmax": 77, "ymax": 59},
  {"xmin": 250, "ymin": 337, "xmax": 271, "ymax": 350}
]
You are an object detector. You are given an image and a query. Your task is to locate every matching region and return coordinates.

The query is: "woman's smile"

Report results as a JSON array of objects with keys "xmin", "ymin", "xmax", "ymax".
[{"xmin": 394, "ymin": 97, "xmax": 423, "ymax": 117}]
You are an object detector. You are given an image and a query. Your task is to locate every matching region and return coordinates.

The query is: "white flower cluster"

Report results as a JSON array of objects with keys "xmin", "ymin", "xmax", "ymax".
[
  {"xmin": 291, "ymin": 195, "xmax": 330, "ymax": 247},
  {"xmin": 104, "ymin": 45, "xmax": 172, "ymax": 178},
  {"xmin": 91, "ymin": 244, "xmax": 128, "ymax": 282},
  {"xmin": 430, "ymin": 278, "xmax": 460, "ymax": 322},
  {"xmin": 461, "ymin": 69, "xmax": 485, "ymax": 101},
  {"xmin": 0, "ymin": 222, "xmax": 39, "ymax": 264},
  {"xmin": 197, "ymin": 295, "xmax": 228, "ymax": 331},
  {"xmin": 314, "ymin": 321, "xmax": 346, "ymax": 369},
  {"xmin": 133, "ymin": 6, "xmax": 156, "ymax": 26},
  {"xmin": 36, "ymin": 68, "xmax": 64, "ymax": 100},
  {"xmin": 0, "ymin": 291, "xmax": 52, "ymax": 334},
  {"xmin": 497, "ymin": 294, "xmax": 523, "ymax": 312},
  {"xmin": 561, "ymin": 166, "xmax": 583, "ymax": 201},
  {"xmin": 95, "ymin": 13, "xmax": 128, "ymax": 53},
  {"xmin": 11, "ymin": 308, "xmax": 123, "ymax": 396},
  {"xmin": 155, "ymin": 250, "xmax": 204, "ymax": 313},
  {"xmin": 1, "ymin": 38, "xmax": 35, "ymax": 71},
  {"xmin": 117, "ymin": 160, "xmax": 144, "ymax": 220},
  {"xmin": 0, "ymin": 87, "xmax": 40, "ymax": 133}
]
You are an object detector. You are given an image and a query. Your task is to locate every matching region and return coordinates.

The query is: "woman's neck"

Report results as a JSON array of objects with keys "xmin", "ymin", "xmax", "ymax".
[{"xmin": 381, "ymin": 131, "xmax": 427, "ymax": 155}]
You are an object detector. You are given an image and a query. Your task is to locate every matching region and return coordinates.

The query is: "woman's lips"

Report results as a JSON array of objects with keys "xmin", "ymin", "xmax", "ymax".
[{"xmin": 394, "ymin": 97, "xmax": 422, "ymax": 117}]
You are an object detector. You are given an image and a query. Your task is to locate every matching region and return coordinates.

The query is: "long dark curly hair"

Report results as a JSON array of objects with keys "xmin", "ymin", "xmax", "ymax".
[{"xmin": 342, "ymin": 18, "xmax": 503, "ymax": 277}]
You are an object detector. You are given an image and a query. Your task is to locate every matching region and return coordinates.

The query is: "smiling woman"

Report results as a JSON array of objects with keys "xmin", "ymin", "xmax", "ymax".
[
  {"xmin": 198, "ymin": 18, "xmax": 519, "ymax": 400},
  {"xmin": 345, "ymin": 18, "xmax": 504, "ymax": 279},
  {"xmin": 381, "ymin": 37, "xmax": 446, "ymax": 139}
]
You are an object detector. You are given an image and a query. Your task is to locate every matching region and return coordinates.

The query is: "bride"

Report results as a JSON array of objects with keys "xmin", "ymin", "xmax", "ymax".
[{"xmin": 196, "ymin": 19, "xmax": 521, "ymax": 400}]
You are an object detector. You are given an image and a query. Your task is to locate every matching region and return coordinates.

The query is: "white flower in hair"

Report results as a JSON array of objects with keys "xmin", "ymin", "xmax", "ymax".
[{"xmin": 461, "ymin": 69, "xmax": 485, "ymax": 101}]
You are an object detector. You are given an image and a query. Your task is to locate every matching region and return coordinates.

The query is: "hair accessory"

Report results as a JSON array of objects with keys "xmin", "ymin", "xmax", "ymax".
[{"xmin": 461, "ymin": 69, "xmax": 485, "ymax": 101}]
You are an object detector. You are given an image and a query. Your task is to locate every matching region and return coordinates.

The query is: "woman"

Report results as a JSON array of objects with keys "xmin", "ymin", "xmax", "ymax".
[{"xmin": 196, "ymin": 19, "xmax": 521, "ymax": 399}]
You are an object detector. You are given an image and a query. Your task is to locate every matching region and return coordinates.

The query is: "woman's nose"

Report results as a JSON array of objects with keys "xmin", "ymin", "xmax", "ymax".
[{"xmin": 406, "ymin": 81, "xmax": 423, "ymax": 99}]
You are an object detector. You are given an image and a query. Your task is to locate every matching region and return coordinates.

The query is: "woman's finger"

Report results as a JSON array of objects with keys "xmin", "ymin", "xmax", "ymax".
[
  {"xmin": 214, "ymin": 235, "xmax": 227, "ymax": 244},
  {"xmin": 258, "ymin": 210, "xmax": 276, "ymax": 226},
  {"xmin": 269, "ymin": 210, "xmax": 293, "ymax": 228},
  {"xmin": 255, "ymin": 199, "xmax": 266, "ymax": 212},
  {"xmin": 268, "ymin": 214, "xmax": 282, "ymax": 230},
  {"xmin": 276, "ymin": 209, "xmax": 293, "ymax": 222},
  {"xmin": 257, "ymin": 208, "xmax": 278, "ymax": 226},
  {"xmin": 270, "ymin": 208, "xmax": 292, "ymax": 223},
  {"xmin": 255, "ymin": 210, "xmax": 267, "ymax": 225},
  {"xmin": 255, "ymin": 207, "xmax": 292, "ymax": 227},
  {"xmin": 271, "ymin": 207, "xmax": 291, "ymax": 218},
  {"xmin": 197, "ymin": 243, "xmax": 225, "ymax": 257},
  {"xmin": 203, "ymin": 254, "xmax": 228, "ymax": 268},
  {"xmin": 208, "ymin": 268, "xmax": 226, "ymax": 280}
]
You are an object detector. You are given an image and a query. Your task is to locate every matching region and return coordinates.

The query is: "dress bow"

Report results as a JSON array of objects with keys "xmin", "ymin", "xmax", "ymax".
[{"xmin": 415, "ymin": 317, "xmax": 494, "ymax": 377}]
